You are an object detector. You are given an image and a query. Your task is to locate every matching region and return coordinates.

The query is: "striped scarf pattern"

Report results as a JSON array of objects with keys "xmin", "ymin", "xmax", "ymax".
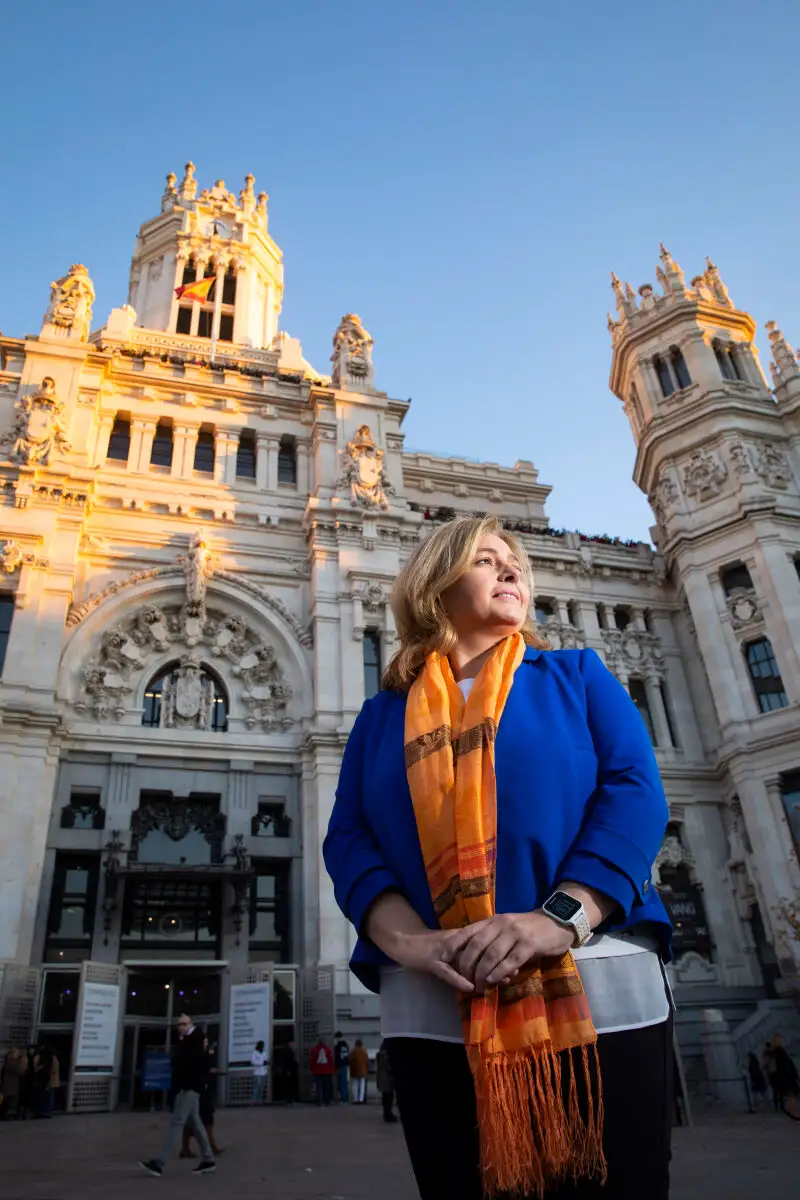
[{"xmin": 404, "ymin": 633, "xmax": 606, "ymax": 1197}]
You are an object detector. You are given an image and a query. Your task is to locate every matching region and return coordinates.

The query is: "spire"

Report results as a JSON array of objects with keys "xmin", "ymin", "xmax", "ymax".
[
  {"xmin": 657, "ymin": 243, "xmax": 686, "ymax": 294},
  {"xmin": 704, "ymin": 257, "xmax": 733, "ymax": 307},
  {"xmin": 239, "ymin": 173, "xmax": 256, "ymax": 215},
  {"xmin": 256, "ymin": 191, "xmax": 268, "ymax": 229},
  {"xmin": 765, "ymin": 320, "xmax": 799, "ymax": 385},
  {"xmin": 179, "ymin": 161, "xmax": 197, "ymax": 202},
  {"xmin": 161, "ymin": 172, "xmax": 178, "ymax": 212},
  {"xmin": 610, "ymin": 272, "xmax": 636, "ymax": 319}
]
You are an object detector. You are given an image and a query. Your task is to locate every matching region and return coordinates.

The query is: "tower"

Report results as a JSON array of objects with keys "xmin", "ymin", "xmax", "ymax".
[
  {"xmin": 609, "ymin": 247, "xmax": 800, "ymax": 983},
  {"xmin": 128, "ymin": 163, "xmax": 283, "ymax": 349}
]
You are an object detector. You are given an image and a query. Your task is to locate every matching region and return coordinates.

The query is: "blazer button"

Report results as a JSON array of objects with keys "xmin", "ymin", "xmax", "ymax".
[{"xmin": 642, "ymin": 879, "xmax": 650, "ymax": 893}]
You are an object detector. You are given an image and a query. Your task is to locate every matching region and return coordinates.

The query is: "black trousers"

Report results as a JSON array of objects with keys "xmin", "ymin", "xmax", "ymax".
[{"xmin": 386, "ymin": 1017, "xmax": 673, "ymax": 1200}]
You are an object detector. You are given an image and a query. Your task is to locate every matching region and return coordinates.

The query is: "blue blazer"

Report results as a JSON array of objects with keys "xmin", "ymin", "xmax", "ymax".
[{"xmin": 324, "ymin": 647, "xmax": 672, "ymax": 992}]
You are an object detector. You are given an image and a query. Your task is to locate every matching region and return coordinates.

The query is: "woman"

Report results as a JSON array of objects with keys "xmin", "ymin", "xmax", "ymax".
[
  {"xmin": 250, "ymin": 1040, "xmax": 268, "ymax": 1105},
  {"xmin": 349, "ymin": 1039, "xmax": 369, "ymax": 1105},
  {"xmin": 324, "ymin": 517, "xmax": 673, "ymax": 1200}
]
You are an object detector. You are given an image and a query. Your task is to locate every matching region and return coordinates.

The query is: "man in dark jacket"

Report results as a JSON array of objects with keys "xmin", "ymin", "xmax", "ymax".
[
  {"xmin": 139, "ymin": 1014, "xmax": 216, "ymax": 1176},
  {"xmin": 334, "ymin": 1032, "xmax": 350, "ymax": 1104}
]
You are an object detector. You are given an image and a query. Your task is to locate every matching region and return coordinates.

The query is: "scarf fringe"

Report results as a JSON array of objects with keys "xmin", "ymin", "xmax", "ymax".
[{"xmin": 469, "ymin": 1042, "xmax": 607, "ymax": 1199}]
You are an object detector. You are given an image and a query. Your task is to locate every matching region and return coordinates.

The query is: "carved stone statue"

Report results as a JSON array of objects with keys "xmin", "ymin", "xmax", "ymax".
[
  {"xmin": 42, "ymin": 264, "xmax": 95, "ymax": 342},
  {"xmin": 161, "ymin": 654, "xmax": 214, "ymax": 729},
  {"xmin": 0, "ymin": 377, "xmax": 71, "ymax": 465},
  {"xmin": 337, "ymin": 425, "xmax": 395, "ymax": 510},
  {"xmin": 331, "ymin": 313, "xmax": 375, "ymax": 390},
  {"xmin": 181, "ymin": 532, "xmax": 213, "ymax": 605},
  {"xmin": 162, "ymin": 172, "xmax": 178, "ymax": 212}
]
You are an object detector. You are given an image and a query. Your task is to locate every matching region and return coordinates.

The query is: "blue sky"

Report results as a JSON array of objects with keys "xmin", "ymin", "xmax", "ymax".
[{"xmin": 2, "ymin": 1, "xmax": 798, "ymax": 542}]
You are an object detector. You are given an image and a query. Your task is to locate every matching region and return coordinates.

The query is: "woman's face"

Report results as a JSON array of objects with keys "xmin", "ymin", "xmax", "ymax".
[{"xmin": 442, "ymin": 533, "xmax": 530, "ymax": 640}]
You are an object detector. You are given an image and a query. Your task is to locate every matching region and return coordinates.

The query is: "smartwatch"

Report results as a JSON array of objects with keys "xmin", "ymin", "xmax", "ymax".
[{"xmin": 541, "ymin": 890, "xmax": 592, "ymax": 948}]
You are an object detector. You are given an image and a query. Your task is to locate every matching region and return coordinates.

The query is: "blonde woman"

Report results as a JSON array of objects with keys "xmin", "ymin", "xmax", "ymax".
[{"xmin": 324, "ymin": 517, "xmax": 673, "ymax": 1200}]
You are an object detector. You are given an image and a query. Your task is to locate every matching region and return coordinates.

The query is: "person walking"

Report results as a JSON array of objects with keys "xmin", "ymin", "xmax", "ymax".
[
  {"xmin": 310, "ymin": 1038, "xmax": 334, "ymax": 1107},
  {"xmin": 349, "ymin": 1039, "xmax": 369, "ymax": 1105},
  {"xmin": 377, "ymin": 1041, "xmax": 398, "ymax": 1124},
  {"xmin": 181, "ymin": 1036, "xmax": 224, "ymax": 1159},
  {"xmin": 33, "ymin": 1045, "xmax": 53, "ymax": 1119},
  {"xmin": 325, "ymin": 516, "xmax": 675, "ymax": 1200},
  {"xmin": 139, "ymin": 1012, "xmax": 216, "ymax": 1176},
  {"xmin": 772, "ymin": 1033, "xmax": 800, "ymax": 1120},
  {"xmin": 746, "ymin": 1051, "xmax": 767, "ymax": 1110},
  {"xmin": 250, "ymin": 1040, "xmax": 268, "ymax": 1105},
  {"xmin": 0, "ymin": 1048, "xmax": 25, "ymax": 1120},
  {"xmin": 334, "ymin": 1032, "xmax": 350, "ymax": 1103},
  {"xmin": 763, "ymin": 1041, "xmax": 781, "ymax": 1112}
]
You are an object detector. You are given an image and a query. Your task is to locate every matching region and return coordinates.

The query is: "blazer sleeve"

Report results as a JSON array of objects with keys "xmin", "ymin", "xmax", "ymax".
[
  {"xmin": 323, "ymin": 700, "xmax": 402, "ymax": 936},
  {"xmin": 556, "ymin": 648, "xmax": 669, "ymax": 918}
]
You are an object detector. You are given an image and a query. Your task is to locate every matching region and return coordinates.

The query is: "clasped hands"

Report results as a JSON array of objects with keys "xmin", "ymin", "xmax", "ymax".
[{"xmin": 390, "ymin": 911, "xmax": 576, "ymax": 995}]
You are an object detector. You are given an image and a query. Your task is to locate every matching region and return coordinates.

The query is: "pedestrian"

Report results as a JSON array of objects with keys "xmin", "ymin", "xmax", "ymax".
[
  {"xmin": 334, "ymin": 1031, "xmax": 350, "ymax": 1103},
  {"xmin": 0, "ymin": 1048, "xmax": 25, "ymax": 1120},
  {"xmin": 250, "ymin": 1040, "xmax": 268, "ymax": 1105},
  {"xmin": 33, "ymin": 1045, "xmax": 53, "ymax": 1119},
  {"xmin": 182, "ymin": 1036, "xmax": 224, "ymax": 1159},
  {"xmin": 746, "ymin": 1051, "xmax": 767, "ymax": 1110},
  {"xmin": 309, "ymin": 1037, "xmax": 334, "ymax": 1107},
  {"xmin": 772, "ymin": 1033, "xmax": 800, "ymax": 1120},
  {"xmin": 349, "ymin": 1039, "xmax": 369, "ymax": 1105},
  {"xmin": 48, "ymin": 1050, "xmax": 60, "ymax": 1115},
  {"xmin": 139, "ymin": 1012, "xmax": 216, "ymax": 1176},
  {"xmin": 763, "ymin": 1041, "xmax": 781, "ymax": 1112},
  {"xmin": 376, "ymin": 1042, "xmax": 398, "ymax": 1124},
  {"xmin": 18, "ymin": 1047, "xmax": 36, "ymax": 1120},
  {"xmin": 324, "ymin": 516, "xmax": 675, "ymax": 1200}
]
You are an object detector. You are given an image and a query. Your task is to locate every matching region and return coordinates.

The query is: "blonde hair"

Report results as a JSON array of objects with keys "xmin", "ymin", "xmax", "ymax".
[{"xmin": 383, "ymin": 516, "xmax": 547, "ymax": 692}]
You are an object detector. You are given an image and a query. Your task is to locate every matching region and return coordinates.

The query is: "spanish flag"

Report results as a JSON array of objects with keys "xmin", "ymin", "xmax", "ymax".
[{"xmin": 175, "ymin": 276, "xmax": 215, "ymax": 303}]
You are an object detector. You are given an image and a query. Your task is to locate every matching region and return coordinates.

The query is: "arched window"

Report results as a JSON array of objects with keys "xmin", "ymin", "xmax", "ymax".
[
  {"xmin": 222, "ymin": 265, "xmax": 237, "ymax": 307},
  {"xmin": 670, "ymin": 348, "xmax": 692, "ymax": 390},
  {"xmin": 194, "ymin": 428, "xmax": 216, "ymax": 474},
  {"xmin": 142, "ymin": 662, "xmax": 229, "ymax": 732},
  {"xmin": 236, "ymin": 430, "xmax": 256, "ymax": 479},
  {"xmin": 721, "ymin": 562, "xmax": 754, "ymax": 596},
  {"xmin": 107, "ymin": 416, "xmax": 131, "ymax": 463},
  {"xmin": 182, "ymin": 256, "xmax": 197, "ymax": 286},
  {"xmin": 278, "ymin": 435, "xmax": 297, "ymax": 486},
  {"xmin": 150, "ymin": 421, "xmax": 173, "ymax": 468},
  {"xmin": 653, "ymin": 355, "xmax": 675, "ymax": 398},
  {"xmin": 713, "ymin": 340, "xmax": 742, "ymax": 382}
]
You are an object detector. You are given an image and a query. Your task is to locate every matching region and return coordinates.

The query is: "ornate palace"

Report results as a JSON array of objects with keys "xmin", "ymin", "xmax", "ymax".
[{"xmin": 0, "ymin": 169, "xmax": 799, "ymax": 1105}]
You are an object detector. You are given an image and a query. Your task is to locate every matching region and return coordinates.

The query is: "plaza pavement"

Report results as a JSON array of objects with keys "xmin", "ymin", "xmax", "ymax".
[{"xmin": 1, "ymin": 1102, "xmax": 797, "ymax": 1199}]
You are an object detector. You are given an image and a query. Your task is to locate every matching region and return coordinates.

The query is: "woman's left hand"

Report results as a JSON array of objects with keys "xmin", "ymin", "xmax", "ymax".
[{"xmin": 454, "ymin": 911, "xmax": 575, "ymax": 993}]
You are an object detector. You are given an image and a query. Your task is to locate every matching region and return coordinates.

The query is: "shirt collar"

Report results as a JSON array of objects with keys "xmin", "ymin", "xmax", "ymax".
[{"xmin": 522, "ymin": 645, "xmax": 543, "ymax": 663}]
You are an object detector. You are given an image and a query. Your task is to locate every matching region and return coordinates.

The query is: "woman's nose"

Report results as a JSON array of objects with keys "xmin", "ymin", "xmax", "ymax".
[{"xmin": 499, "ymin": 563, "xmax": 519, "ymax": 581}]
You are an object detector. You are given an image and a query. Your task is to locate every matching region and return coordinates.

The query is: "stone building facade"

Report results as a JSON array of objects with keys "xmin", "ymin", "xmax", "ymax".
[{"xmin": 0, "ymin": 170, "xmax": 799, "ymax": 1103}]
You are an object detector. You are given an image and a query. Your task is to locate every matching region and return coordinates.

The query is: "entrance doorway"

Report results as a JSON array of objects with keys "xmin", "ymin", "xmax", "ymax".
[{"xmin": 118, "ymin": 965, "xmax": 223, "ymax": 1110}]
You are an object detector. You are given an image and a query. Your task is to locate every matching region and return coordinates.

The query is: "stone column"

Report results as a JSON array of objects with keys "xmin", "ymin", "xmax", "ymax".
[
  {"xmin": 217, "ymin": 429, "xmax": 240, "ymax": 485},
  {"xmin": 256, "ymin": 433, "xmax": 269, "ymax": 490},
  {"xmin": 645, "ymin": 674, "xmax": 672, "ymax": 748},
  {"xmin": 700, "ymin": 1009, "xmax": 747, "ymax": 1109},
  {"xmin": 132, "ymin": 419, "xmax": 157, "ymax": 472},
  {"xmin": 296, "ymin": 439, "xmax": 311, "ymax": 496},
  {"xmin": 226, "ymin": 763, "xmax": 253, "ymax": 837},
  {"xmin": 266, "ymin": 435, "xmax": 280, "ymax": 490},
  {"xmin": 231, "ymin": 264, "xmax": 249, "ymax": 346},
  {"xmin": 681, "ymin": 569, "xmax": 750, "ymax": 727},
  {"xmin": 641, "ymin": 357, "xmax": 662, "ymax": 406},
  {"xmin": 94, "ymin": 413, "xmax": 115, "ymax": 466},
  {"xmin": 751, "ymin": 536, "xmax": 800, "ymax": 699},
  {"xmin": 555, "ymin": 598, "xmax": 570, "ymax": 625},
  {"xmin": 631, "ymin": 606, "xmax": 647, "ymax": 633},
  {"xmin": 170, "ymin": 254, "xmax": 186, "ymax": 333},
  {"xmin": 174, "ymin": 425, "xmax": 198, "ymax": 478},
  {"xmin": 680, "ymin": 331, "xmax": 720, "ymax": 392},
  {"xmin": 736, "ymin": 773, "xmax": 800, "ymax": 977},
  {"xmin": 597, "ymin": 602, "xmax": 612, "ymax": 631},
  {"xmin": 575, "ymin": 599, "xmax": 602, "ymax": 646}
]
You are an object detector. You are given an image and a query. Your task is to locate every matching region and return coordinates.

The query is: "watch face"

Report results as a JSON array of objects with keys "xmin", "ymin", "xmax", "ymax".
[{"xmin": 545, "ymin": 891, "xmax": 582, "ymax": 922}]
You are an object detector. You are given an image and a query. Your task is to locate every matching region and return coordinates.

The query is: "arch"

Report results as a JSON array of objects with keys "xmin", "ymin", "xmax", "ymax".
[{"xmin": 59, "ymin": 574, "xmax": 314, "ymax": 733}]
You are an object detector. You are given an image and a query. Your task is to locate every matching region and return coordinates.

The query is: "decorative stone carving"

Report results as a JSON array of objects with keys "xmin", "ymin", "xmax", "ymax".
[
  {"xmin": 0, "ymin": 539, "xmax": 48, "ymax": 574},
  {"xmin": 726, "ymin": 587, "xmax": 762, "ymax": 632},
  {"xmin": 331, "ymin": 313, "xmax": 375, "ymax": 390},
  {"xmin": 337, "ymin": 425, "xmax": 395, "ymax": 510},
  {"xmin": 723, "ymin": 802, "xmax": 758, "ymax": 923},
  {"xmin": 0, "ymin": 378, "xmax": 71, "ymax": 466},
  {"xmin": 540, "ymin": 618, "xmax": 585, "ymax": 651},
  {"xmin": 179, "ymin": 531, "xmax": 214, "ymax": 605},
  {"xmin": 728, "ymin": 439, "xmax": 752, "ymax": 475},
  {"xmin": 653, "ymin": 834, "xmax": 697, "ymax": 888},
  {"xmin": 75, "ymin": 599, "xmax": 293, "ymax": 729},
  {"xmin": 42, "ymin": 264, "xmax": 95, "ymax": 341},
  {"xmin": 161, "ymin": 172, "xmax": 178, "ymax": 212},
  {"xmin": 682, "ymin": 448, "xmax": 727, "ymax": 501},
  {"xmin": 179, "ymin": 161, "xmax": 198, "ymax": 201},
  {"xmin": 671, "ymin": 951, "xmax": 718, "ymax": 985},
  {"xmin": 161, "ymin": 653, "xmax": 215, "ymax": 729},
  {"xmin": 360, "ymin": 581, "xmax": 386, "ymax": 613},
  {"xmin": 752, "ymin": 441, "xmax": 792, "ymax": 490},
  {"xmin": 602, "ymin": 628, "xmax": 665, "ymax": 680}
]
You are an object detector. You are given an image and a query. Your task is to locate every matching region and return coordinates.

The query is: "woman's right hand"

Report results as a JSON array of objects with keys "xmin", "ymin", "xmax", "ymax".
[{"xmin": 387, "ymin": 927, "xmax": 475, "ymax": 992}]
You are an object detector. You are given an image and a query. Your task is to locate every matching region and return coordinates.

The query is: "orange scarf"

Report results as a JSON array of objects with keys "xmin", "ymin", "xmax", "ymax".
[{"xmin": 405, "ymin": 633, "xmax": 606, "ymax": 1197}]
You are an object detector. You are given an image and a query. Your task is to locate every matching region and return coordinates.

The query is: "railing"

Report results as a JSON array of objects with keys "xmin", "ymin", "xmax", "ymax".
[{"xmin": 91, "ymin": 326, "xmax": 281, "ymax": 374}]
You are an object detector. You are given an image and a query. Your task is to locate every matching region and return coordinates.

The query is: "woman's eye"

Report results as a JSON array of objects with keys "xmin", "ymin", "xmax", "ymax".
[{"xmin": 475, "ymin": 557, "xmax": 492, "ymax": 566}]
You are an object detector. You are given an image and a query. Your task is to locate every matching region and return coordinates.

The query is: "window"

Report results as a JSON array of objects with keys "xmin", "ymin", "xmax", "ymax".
[
  {"xmin": 176, "ymin": 306, "xmax": 193, "ymax": 335},
  {"xmin": 629, "ymin": 679, "xmax": 656, "ymax": 743},
  {"xmin": 182, "ymin": 256, "xmax": 197, "ymax": 286},
  {"xmin": 249, "ymin": 862, "xmax": 290, "ymax": 959},
  {"xmin": 0, "ymin": 593, "xmax": 14, "ymax": 676},
  {"xmin": 251, "ymin": 801, "xmax": 291, "ymax": 838},
  {"xmin": 713, "ymin": 340, "xmax": 742, "ymax": 382},
  {"xmin": 131, "ymin": 792, "xmax": 225, "ymax": 865},
  {"xmin": 121, "ymin": 878, "xmax": 220, "ymax": 950},
  {"xmin": 654, "ymin": 355, "xmax": 675, "ymax": 398},
  {"xmin": 363, "ymin": 630, "xmax": 382, "ymax": 699},
  {"xmin": 60, "ymin": 790, "xmax": 105, "ymax": 830},
  {"xmin": 218, "ymin": 313, "xmax": 234, "ymax": 342},
  {"xmin": 670, "ymin": 348, "xmax": 692, "ymax": 390},
  {"xmin": 744, "ymin": 638, "xmax": 789, "ymax": 713},
  {"xmin": 221, "ymin": 266, "xmax": 237, "ymax": 307},
  {"xmin": 721, "ymin": 563, "xmax": 753, "ymax": 596},
  {"xmin": 781, "ymin": 772, "xmax": 800, "ymax": 855},
  {"xmin": 40, "ymin": 969, "xmax": 80, "ymax": 1023},
  {"xmin": 535, "ymin": 599, "xmax": 555, "ymax": 625},
  {"xmin": 236, "ymin": 430, "xmax": 256, "ymax": 479},
  {"xmin": 567, "ymin": 600, "xmax": 580, "ymax": 628},
  {"xmin": 197, "ymin": 308, "xmax": 214, "ymax": 339},
  {"xmin": 150, "ymin": 421, "xmax": 173, "ymax": 468},
  {"xmin": 614, "ymin": 605, "xmax": 632, "ymax": 631},
  {"xmin": 141, "ymin": 663, "xmax": 229, "ymax": 732},
  {"xmin": 45, "ymin": 853, "xmax": 100, "ymax": 961},
  {"xmin": 107, "ymin": 417, "xmax": 131, "ymax": 462},
  {"xmin": 660, "ymin": 681, "xmax": 678, "ymax": 748},
  {"xmin": 194, "ymin": 429, "xmax": 216, "ymax": 474},
  {"xmin": 277, "ymin": 436, "xmax": 297, "ymax": 486}
]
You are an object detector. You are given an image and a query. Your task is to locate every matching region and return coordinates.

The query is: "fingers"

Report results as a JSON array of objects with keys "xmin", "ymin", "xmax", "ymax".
[
  {"xmin": 484, "ymin": 944, "xmax": 532, "ymax": 988},
  {"xmin": 472, "ymin": 932, "xmax": 519, "ymax": 992},
  {"xmin": 456, "ymin": 922, "xmax": 504, "ymax": 981},
  {"xmin": 432, "ymin": 961, "xmax": 475, "ymax": 993},
  {"xmin": 439, "ymin": 927, "xmax": 476, "ymax": 963}
]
